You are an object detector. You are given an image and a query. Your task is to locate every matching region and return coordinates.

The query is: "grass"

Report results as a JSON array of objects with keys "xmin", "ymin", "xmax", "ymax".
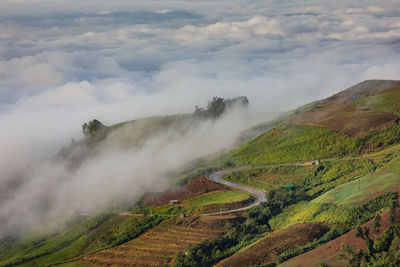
[
  {"xmin": 184, "ymin": 191, "xmax": 251, "ymax": 208},
  {"xmin": 0, "ymin": 214, "xmax": 162, "ymax": 267},
  {"xmin": 222, "ymin": 158, "xmax": 373, "ymax": 198},
  {"xmin": 223, "ymin": 165, "xmax": 316, "ymax": 191},
  {"xmin": 133, "ymin": 191, "xmax": 253, "ymax": 216},
  {"xmin": 231, "ymin": 124, "xmax": 360, "ymax": 166},
  {"xmin": 312, "ymin": 172, "xmax": 400, "ymax": 207},
  {"xmin": 312, "ymin": 152, "xmax": 400, "ymax": 207},
  {"xmin": 352, "ymin": 88, "xmax": 400, "ymax": 116},
  {"xmin": 57, "ymin": 263, "xmax": 88, "ymax": 267},
  {"xmin": 269, "ymin": 192, "xmax": 396, "ymax": 231}
]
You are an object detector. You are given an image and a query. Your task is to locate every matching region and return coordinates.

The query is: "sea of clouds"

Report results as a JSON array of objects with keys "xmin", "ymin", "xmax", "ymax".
[{"xmin": 0, "ymin": 0, "xmax": 400, "ymax": 236}]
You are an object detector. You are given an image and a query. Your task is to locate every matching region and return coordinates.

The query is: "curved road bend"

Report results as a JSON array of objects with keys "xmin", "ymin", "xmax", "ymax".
[{"xmin": 202, "ymin": 169, "xmax": 267, "ymax": 216}]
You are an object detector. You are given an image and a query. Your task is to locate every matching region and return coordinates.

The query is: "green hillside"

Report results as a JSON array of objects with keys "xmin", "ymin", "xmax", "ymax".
[
  {"xmin": 2, "ymin": 80, "xmax": 400, "ymax": 267},
  {"xmin": 0, "ymin": 214, "xmax": 163, "ymax": 267},
  {"xmin": 231, "ymin": 124, "xmax": 360, "ymax": 165}
]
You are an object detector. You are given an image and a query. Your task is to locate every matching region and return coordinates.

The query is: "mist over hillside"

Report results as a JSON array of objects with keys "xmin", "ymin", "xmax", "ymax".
[{"xmin": 0, "ymin": 97, "xmax": 269, "ymax": 238}]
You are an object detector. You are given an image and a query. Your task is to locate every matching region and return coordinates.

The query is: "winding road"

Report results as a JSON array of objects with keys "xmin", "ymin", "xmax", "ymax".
[{"xmin": 202, "ymin": 168, "xmax": 267, "ymax": 215}]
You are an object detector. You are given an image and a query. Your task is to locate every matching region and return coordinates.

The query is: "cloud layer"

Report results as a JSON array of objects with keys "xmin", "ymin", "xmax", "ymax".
[{"xmin": 0, "ymin": 0, "xmax": 400, "ymax": 236}]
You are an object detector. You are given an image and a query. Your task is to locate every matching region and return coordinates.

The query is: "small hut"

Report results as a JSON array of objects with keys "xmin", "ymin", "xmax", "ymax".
[{"xmin": 284, "ymin": 184, "xmax": 296, "ymax": 190}]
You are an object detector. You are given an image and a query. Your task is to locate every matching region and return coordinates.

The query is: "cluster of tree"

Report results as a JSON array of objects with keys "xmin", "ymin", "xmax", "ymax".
[
  {"xmin": 193, "ymin": 96, "xmax": 248, "ymax": 119},
  {"xmin": 174, "ymin": 219, "xmax": 268, "ymax": 267},
  {"xmin": 340, "ymin": 196, "xmax": 400, "ymax": 266},
  {"xmin": 266, "ymin": 187, "xmax": 309, "ymax": 209},
  {"xmin": 82, "ymin": 119, "xmax": 106, "ymax": 137}
]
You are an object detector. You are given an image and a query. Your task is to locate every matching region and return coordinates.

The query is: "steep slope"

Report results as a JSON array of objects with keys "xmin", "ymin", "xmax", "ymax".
[
  {"xmin": 0, "ymin": 214, "xmax": 163, "ymax": 267},
  {"xmin": 216, "ymin": 224, "xmax": 328, "ymax": 267},
  {"xmin": 278, "ymin": 209, "xmax": 398, "ymax": 267},
  {"xmin": 290, "ymin": 80, "xmax": 400, "ymax": 137},
  {"xmin": 231, "ymin": 80, "xmax": 400, "ymax": 166}
]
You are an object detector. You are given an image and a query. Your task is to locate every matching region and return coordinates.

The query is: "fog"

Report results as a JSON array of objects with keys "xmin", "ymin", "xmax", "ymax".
[
  {"xmin": 0, "ymin": 104, "xmax": 269, "ymax": 237},
  {"xmin": 0, "ymin": 0, "xmax": 400, "ymax": 237}
]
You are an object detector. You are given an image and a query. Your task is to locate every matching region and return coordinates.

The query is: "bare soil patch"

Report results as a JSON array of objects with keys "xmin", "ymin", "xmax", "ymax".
[{"xmin": 291, "ymin": 101, "xmax": 397, "ymax": 137}]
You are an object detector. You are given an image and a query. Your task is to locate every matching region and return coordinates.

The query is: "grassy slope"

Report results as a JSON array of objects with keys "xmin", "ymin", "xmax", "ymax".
[
  {"xmin": 133, "ymin": 190, "xmax": 252, "ymax": 216},
  {"xmin": 225, "ymin": 157, "xmax": 374, "ymax": 199},
  {"xmin": 269, "ymin": 151, "xmax": 400, "ymax": 230},
  {"xmin": 312, "ymin": 145, "xmax": 400, "ymax": 207},
  {"xmin": 231, "ymin": 124, "xmax": 360, "ymax": 166},
  {"xmin": 313, "ymin": 172, "xmax": 400, "ymax": 207},
  {"xmin": 0, "ymin": 214, "xmax": 162, "ymax": 267},
  {"xmin": 352, "ymin": 87, "xmax": 400, "ymax": 116},
  {"xmin": 224, "ymin": 165, "xmax": 316, "ymax": 191},
  {"xmin": 230, "ymin": 80, "xmax": 400, "ymax": 167},
  {"xmin": 231, "ymin": 121, "xmax": 400, "ymax": 166},
  {"xmin": 184, "ymin": 191, "xmax": 250, "ymax": 208}
]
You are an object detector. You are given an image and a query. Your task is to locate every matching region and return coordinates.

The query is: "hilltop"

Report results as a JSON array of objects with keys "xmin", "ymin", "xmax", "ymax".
[
  {"xmin": 231, "ymin": 80, "xmax": 400, "ymax": 166},
  {"xmin": 1, "ymin": 80, "xmax": 400, "ymax": 267},
  {"xmin": 290, "ymin": 80, "xmax": 400, "ymax": 137},
  {"xmin": 57, "ymin": 96, "xmax": 251, "ymax": 162}
]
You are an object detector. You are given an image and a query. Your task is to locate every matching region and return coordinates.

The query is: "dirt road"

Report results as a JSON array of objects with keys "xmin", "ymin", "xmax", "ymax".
[{"xmin": 202, "ymin": 168, "xmax": 267, "ymax": 215}]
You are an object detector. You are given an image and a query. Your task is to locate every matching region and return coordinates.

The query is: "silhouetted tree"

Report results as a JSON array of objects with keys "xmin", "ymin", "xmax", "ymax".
[{"xmin": 82, "ymin": 119, "xmax": 106, "ymax": 136}]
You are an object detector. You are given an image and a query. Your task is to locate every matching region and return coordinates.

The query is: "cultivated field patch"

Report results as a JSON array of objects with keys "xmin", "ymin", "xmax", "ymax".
[
  {"xmin": 313, "ymin": 171, "xmax": 400, "ymax": 207},
  {"xmin": 78, "ymin": 217, "xmax": 226, "ymax": 266}
]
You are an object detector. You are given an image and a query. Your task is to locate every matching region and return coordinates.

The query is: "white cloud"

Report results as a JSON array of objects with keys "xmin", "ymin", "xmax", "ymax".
[{"xmin": 0, "ymin": 0, "xmax": 400, "ymax": 236}]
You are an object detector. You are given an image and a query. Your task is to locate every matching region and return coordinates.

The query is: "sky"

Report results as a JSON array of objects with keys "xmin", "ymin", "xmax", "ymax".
[
  {"xmin": 0, "ymin": 0, "xmax": 400, "ymax": 236},
  {"xmin": 1, "ymin": 0, "xmax": 400, "ymax": 158}
]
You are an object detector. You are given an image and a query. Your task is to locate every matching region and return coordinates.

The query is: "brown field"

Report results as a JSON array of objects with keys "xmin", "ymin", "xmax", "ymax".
[
  {"xmin": 289, "ymin": 81, "xmax": 400, "ymax": 137},
  {"xmin": 78, "ymin": 216, "xmax": 231, "ymax": 266},
  {"xmin": 140, "ymin": 176, "xmax": 230, "ymax": 207},
  {"xmin": 291, "ymin": 100, "xmax": 397, "ymax": 137},
  {"xmin": 216, "ymin": 223, "xmax": 329, "ymax": 267},
  {"xmin": 279, "ymin": 209, "xmax": 400, "ymax": 267}
]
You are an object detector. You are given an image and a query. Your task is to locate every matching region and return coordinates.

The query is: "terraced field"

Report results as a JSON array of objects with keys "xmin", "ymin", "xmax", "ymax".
[{"xmin": 78, "ymin": 219, "xmax": 225, "ymax": 266}]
